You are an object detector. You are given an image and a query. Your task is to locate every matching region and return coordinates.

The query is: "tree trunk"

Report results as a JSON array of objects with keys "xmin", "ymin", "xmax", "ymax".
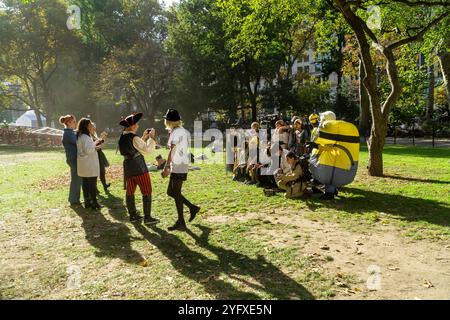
[
  {"xmin": 367, "ymin": 121, "xmax": 386, "ymax": 176},
  {"xmin": 359, "ymin": 59, "xmax": 370, "ymax": 136},
  {"xmin": 438, "ymin": 51, "xmax": 450, "ymax": 105},
  {"xmin": 426, "ymin": 63, "xmax": 435, "ymax": 120}
]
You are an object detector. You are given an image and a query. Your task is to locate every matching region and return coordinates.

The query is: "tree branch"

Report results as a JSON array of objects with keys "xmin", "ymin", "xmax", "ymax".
[{"xmin": 387, "ymin": 11, "xmax": 449, "ymax": 50}]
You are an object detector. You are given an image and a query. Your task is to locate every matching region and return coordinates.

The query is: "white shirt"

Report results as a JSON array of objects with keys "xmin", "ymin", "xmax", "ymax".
[
  {"xmin": 77, "ymin": 134, "xmax": 100, "ymax": 177},
  {"xmin": 168, "ymin": 127, "xmax": 190, "ymax": 174}
]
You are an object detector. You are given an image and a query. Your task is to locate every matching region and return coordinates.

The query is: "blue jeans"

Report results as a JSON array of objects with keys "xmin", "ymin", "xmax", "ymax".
[
  {"xmin": 325, "ymin": 184, "xmax": 337, "ymax": 194},
  {"xmin": 68, "ymin": 162, "xmax": 82, "ymax": 204}
]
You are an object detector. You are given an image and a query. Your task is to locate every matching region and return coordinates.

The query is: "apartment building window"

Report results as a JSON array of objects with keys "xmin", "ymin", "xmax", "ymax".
[
  {"xmin": 304, "ymin": 65, "xmax": 310, "ymax": 73},
  {"xmin": 303, "ymin": 54, "xmax": 309, "ymax": 62}
]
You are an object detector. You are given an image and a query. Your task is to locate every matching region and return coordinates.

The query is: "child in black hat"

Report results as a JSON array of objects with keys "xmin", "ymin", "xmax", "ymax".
[
  {"xmin": 118, "ymin": 112, "xmax": 159, "ymax": 225},
  {"xmin": 161, "ymin": 109, "xmax": 200, "ymax": 231}
]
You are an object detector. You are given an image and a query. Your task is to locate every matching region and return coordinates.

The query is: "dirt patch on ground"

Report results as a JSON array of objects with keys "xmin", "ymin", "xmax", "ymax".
[
  {"xmin": 205, "ymin": 211, "xmax": 450, "ymax": 299},
  {"xmin": 35, "ymin": 165, "xmax": 123, "ymax": 190}
]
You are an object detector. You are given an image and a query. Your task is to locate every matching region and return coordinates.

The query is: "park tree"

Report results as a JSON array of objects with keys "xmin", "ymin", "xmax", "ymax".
[
  {"xmin": 0, "ymin": 0, "xmax": 80, "ymax": 127},
  {"xmin": 322, "ymin": 0, "xmax": 450, "ymax": 176},
  {"xmin": 166, "ymin": 0, "xmax": 241, "ymax": 121}
]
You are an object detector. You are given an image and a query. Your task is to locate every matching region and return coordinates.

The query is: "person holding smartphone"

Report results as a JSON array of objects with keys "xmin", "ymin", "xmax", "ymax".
[{"xmin": 118, "ymin": 112, "xmax": 159, "ymax": 225}]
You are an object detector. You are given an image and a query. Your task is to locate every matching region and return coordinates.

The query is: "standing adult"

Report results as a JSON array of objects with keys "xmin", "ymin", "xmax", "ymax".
[
  {"xmin": 76, "ymin": 118, "xmax": 102, "ymax": 210},
  {"xmin": 161, "ymin": 109, "xmax": 200, "ymax": 231},
  {"xmin": 60, "ymin": 115, "xmax": 81, "ymax": 206},
  {"xmin": 118, "ymin": 113, "xmax": 159, "ymax": 225},
  {"xmin": 92, "ymin": 123, "xmax": 111, "ymax": 193}
]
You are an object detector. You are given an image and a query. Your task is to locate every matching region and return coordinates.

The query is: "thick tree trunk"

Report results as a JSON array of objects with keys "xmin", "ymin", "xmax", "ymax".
[
  {"xmin": 367, "ymin": 122, "xmax": 386, "ymax": 176},
  {"xmin": 359, "ymin": 59, "xmax": 370, "ymax": 136},
  {"xmin": 426, "ymin": 63, "xmax": 435, "ymax": 120},
  {"xmin": 438, "ymin": 51, "xmax": 450, "ymax": 105}
]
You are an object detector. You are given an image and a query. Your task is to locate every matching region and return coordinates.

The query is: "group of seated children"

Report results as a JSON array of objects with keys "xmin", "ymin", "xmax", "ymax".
[{"xmin": 232, "ymin": 114, "xmax": 321, "ymax": 199}]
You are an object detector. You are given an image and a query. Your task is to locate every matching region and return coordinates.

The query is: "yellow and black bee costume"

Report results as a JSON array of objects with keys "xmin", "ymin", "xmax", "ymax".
[{"xmin": 309, "ymin": 120, "xmax": 360, "ymax": 187}]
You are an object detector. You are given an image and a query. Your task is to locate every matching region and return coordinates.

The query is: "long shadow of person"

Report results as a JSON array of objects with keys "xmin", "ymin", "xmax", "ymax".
[
  {"xmin": 306, "ymin": 186, "xmax": 450, "ymax": 228},
  {"xmin": 71, "ymin": 205, "xmax": 144, "ymax": 265},
  {"xmin": 97, "ymin": 189, "xmax": 129, "ymax": 222},
  {"xmin": 133, "ymin": 223, "xmax": 314, "ymax": 300}
]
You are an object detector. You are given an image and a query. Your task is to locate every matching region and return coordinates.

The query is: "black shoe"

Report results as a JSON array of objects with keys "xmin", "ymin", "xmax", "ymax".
[
  {"xmin": 312, "ymin": 186, "xmax": 323, "ymax": 194},
  {"xmin": 144, "ymin": 216, "xmax": 160, "ymax": 226},
  {"xmin": 189, "ymin": 205, "xmax": 201, "ymax": 222},
  {"xmin": 320, "ymin": 192, "xmax": 335, "ymax": 200},
  {"xmin": 168, "ymin": 221, "xmax": 187, "ymax": 231},
  {"xmin": 92, "ymin": 202, "xmax": 103, "ymax": 210},
  {"xmin": 130, "ymin": 214, "xmax": 142, "ymax": 222},
  {"xmin": 70, "ymin": 202, "xmax": 82, "ymax": 207}
]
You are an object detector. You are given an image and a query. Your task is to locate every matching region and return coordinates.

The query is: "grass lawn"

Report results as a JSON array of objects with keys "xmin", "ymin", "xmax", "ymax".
[{"xmin": 0, "ymin": 144, "xmax": 449, "ymax": 299}]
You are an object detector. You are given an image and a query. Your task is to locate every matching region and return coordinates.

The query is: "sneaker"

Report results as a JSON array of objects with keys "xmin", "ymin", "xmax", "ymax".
[
  {"xmin": 144, "ymin": 216, "xmax": 160, "ymax": 226},
  {"xmin": 189, "ymin": 206, "xmax": 201, "ymax": 222},
  {"xmin": 168, "ymin": 221, "xmax": 187, "ymax": 231}
]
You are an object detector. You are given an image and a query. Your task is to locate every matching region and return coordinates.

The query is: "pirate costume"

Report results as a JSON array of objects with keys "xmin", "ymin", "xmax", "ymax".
[{"xmin": 118, "ymin": 113, "xmax": 159, "ymax": 225}]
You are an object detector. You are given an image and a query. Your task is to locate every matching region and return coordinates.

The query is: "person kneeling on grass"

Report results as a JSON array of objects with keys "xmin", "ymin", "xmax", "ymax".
[{"xmin": 276, "ymin": 151, "xmax": 307, "ymax": 199}]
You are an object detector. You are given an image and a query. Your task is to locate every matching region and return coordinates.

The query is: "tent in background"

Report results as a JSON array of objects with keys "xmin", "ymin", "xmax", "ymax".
[{"xmin": 13, "ymin": 110, "xmax": 47, "ymax": 128}]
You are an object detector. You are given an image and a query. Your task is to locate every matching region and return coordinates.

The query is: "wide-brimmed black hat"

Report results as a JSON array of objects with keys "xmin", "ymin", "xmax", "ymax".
[
  {"xmin": 163, "ymin": 109, "xmax": 181, "ymax": 122},
  {"xmin": 119, "ymin": 112, "xmax": 143, "ymax": 127}
]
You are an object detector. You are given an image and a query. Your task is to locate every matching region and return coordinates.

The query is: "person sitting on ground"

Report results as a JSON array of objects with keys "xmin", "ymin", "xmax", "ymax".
[
  {"xmin": 273, "ymin": 120, "xmax": 290, "ymax": 149},
  {"xmin": 276, "ymin": 151, "xmax": 307, "ymax": 199},
  {"xmin": 291, "ymin": 119, "xmax": 309, "ymax": 156},
  {"xmin": 233, "ymin": 141, "xmax": 249, "ymax": 182},
  {"xmin": 155, "ymin": 155, "xmax": 167, "ymax": 170}
]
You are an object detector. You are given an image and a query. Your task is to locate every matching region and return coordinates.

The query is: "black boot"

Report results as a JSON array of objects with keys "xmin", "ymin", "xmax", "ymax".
[
  {"xmin": 84, "ymin": 197, "xmax": 92, "ymax": 209},
  {"xmin": 126, "ymin": 195, "xmax": 142, "ymax": 222},
  {"xmin": 143, "ymin": 195, "xmax": 159, "ymax": 226},
  {"xmin": 188, "ymin": 205, "xmax": 201, "ymax": 222}
]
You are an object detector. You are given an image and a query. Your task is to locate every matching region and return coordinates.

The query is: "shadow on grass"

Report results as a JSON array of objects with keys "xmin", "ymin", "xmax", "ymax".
[
  {"xmin": 98, "ymin": 190, "xmax": 129, "ymax": 222},
  {"xmin": 133, "ymin": 223, "xmax": 314, "ymax": 300},
  {"xmin": 71, "ymin": 205, "xmax": 144, "ymax": 265},
  {"xmin": 306, "ymin": 187, "xmax": 450, "ymax": 228},
  {"xmin": 382, "ymin": 174, "xmax": 450, "ymax": 185}
]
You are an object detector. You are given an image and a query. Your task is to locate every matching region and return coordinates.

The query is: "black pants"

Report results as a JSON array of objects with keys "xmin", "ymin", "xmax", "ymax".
[
  {"xmin": 82, "ymin": 177, "xmax": 98, "ymax": 204},
  {"xmin": 99, "ymin": 162, "xmax": 108, "ymax": 188},
  {"xmin": 167, "ymin": 174, "xmax": 195, "ymax": 224}
]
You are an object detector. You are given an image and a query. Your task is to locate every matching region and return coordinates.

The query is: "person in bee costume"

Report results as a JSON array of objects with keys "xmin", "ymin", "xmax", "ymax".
[
  {"xmin": 118, "ymin": 112, "xmax": 160, "ymax": 225},
  {"xmin": 307, "ymin": 114, "xmax": 360, "ymax": 200}
]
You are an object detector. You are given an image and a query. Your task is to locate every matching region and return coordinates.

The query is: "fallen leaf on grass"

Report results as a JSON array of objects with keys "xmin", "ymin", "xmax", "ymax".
[
  {"xmin": 320, "ymin": 245, "xmax": 330, "ymax": 250},
  {"xmin": 355, "ymin": 247, "xmax": 363, "ymax": 255},
  {"xmin": 423, "ymin": 280, "xmax": 434, "ymax": 288},
  {"xmin": 388, "ymin": 267, "xmax": 400, "ymax": 271},
  {"xmin": 139, "ymin": 260, "xmax": 149, "ymax": 267}
]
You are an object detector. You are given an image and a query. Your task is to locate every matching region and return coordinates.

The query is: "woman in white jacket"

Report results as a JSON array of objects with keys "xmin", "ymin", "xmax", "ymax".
[{"xmin": 76, "ymin": 118, "xmax": 102, "ymax": 210}]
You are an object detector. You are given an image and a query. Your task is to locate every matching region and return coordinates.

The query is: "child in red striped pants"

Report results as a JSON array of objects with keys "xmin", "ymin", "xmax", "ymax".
[{"xmin": 118, "ymin": 112, "xmax": 159, "ymax": 225}]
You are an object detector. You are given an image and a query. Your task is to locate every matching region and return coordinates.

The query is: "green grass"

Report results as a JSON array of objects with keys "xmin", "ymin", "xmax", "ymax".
[{"xmin": 0, "ymin": 144, "xmax": 449, "ymax": 299}]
